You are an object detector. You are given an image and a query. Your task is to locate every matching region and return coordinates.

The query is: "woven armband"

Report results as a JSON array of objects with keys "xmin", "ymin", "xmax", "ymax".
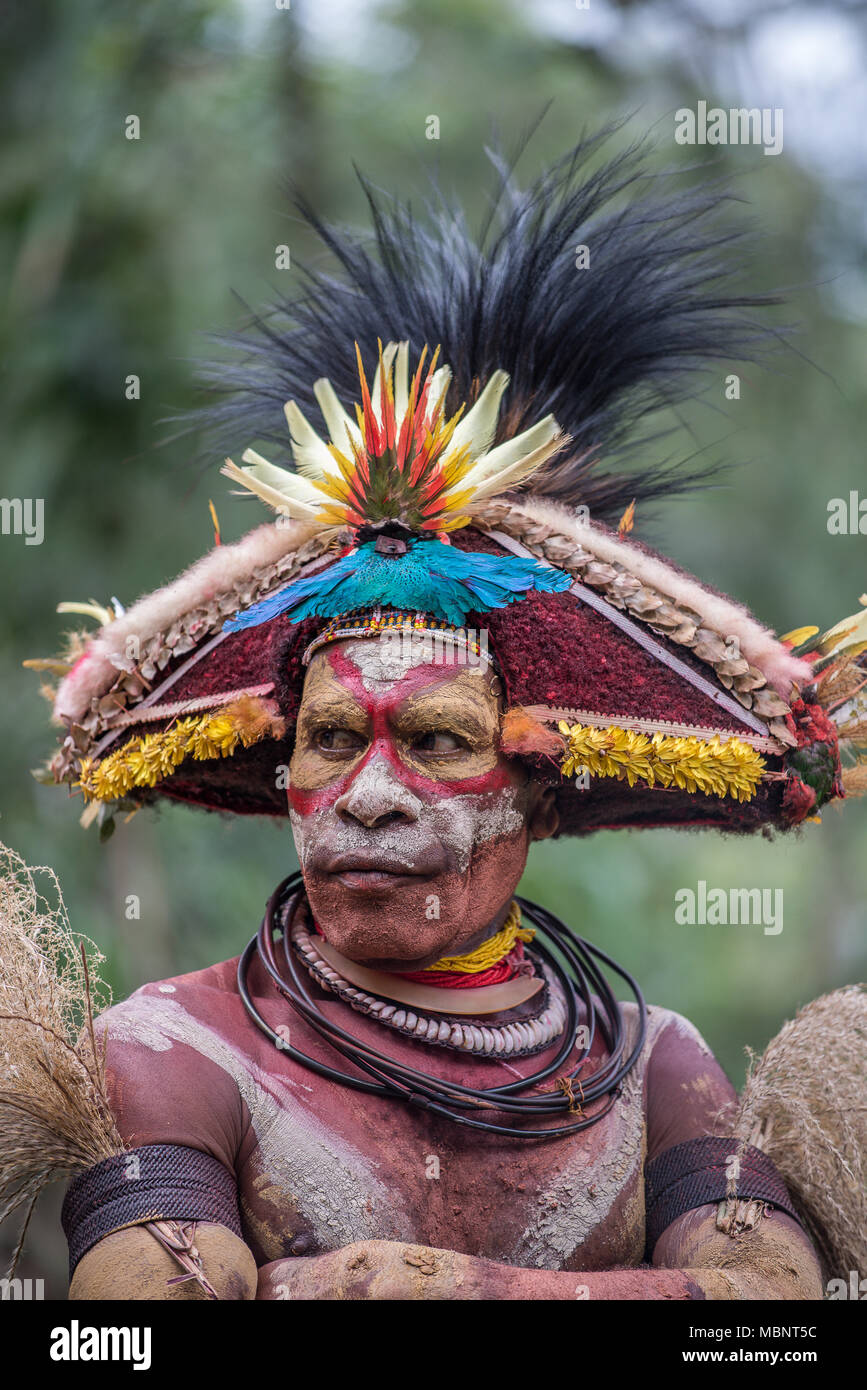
[
  {"xmin": 644, "ymin": 1136, "xmax": 802, "ymax": 1255},
  {"xmin": 61, "ymin": 1143, "xmax": 243, "ymax": 1276}
]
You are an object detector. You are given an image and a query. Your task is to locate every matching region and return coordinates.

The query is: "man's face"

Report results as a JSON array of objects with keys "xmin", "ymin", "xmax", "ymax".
[{"xmin": 287, "ymin": 636, "xmax": 554, "ymax": 968}]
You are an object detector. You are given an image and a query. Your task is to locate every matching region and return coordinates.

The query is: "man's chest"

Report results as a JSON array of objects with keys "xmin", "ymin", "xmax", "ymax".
[
  {"xmin": 234, "ymin": 1064, "xmax": 649, "ymax": 1272},
  {"xmin": 101, "ymin": 979, "xmax": 655, "ymax": 1272}
]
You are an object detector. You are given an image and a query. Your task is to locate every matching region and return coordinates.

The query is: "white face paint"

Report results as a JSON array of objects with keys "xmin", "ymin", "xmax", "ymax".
[
  {"xmin": 290, "ymin": 754, "xmax": 526, "ymax": 875},
  {"xmin": 288, "ymin": 633, "xmax": 535, "ymax": 961},
  {"xmin": 347, "ymin": 634, "xmax": 425, "ymax": 691}
]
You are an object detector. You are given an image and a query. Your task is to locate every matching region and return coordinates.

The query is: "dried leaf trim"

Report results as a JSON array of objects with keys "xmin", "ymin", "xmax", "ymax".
[{"xmin": 0, "ymin": 843, "xmax": 124, "ymax": 1275}]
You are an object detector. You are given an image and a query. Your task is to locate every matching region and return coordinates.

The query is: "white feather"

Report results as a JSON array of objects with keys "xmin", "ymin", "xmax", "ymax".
[
  {"xmin": 394, "ymin": 341, "xmax": 410, "ymax": 425},
  {"xmin": 371, "ymin": 341, "xmax": 399, "ymax": 419},
  {"xmin": 283, "ymin": 402, "xmax": 342, "ymax": 479},
  {"xmin": 312, "ymin": 378, "xmax": 361, "ymax": 454},
  {"xmin": 428, "ymin": 365, "xmax": 452, "ymax": 419},
  {"xmin": 460, "ymin": 415, "xmax": 562, "ymax": 491},
  {"xmin": 224, "ymin": 456, "xmax": 323, "ymax": 520},
  {"xmin": 449, "ymin": 370, "xmax": 509, "ymax": 459},
  {"xmin": 239, "ymin": 449, "xmax": 325, "ymax": 505},
  {"xmin": 816, "ymin": 602, "xmax": 867, "ymax": 658},
  {"xmin": 464, "ymin": 434, "xmax": 566, "ymax": 503}
]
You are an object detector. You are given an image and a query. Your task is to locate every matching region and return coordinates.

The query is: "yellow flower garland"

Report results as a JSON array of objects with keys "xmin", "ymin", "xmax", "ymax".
[
  {"xmin": 558, "ymin": 721, "xmax": 765, "ymax": 802},
  {"xmin": 77, "ymin": 702, "xmax": 765, "ymax": 812},
  {"xmin": 78, "ymin": 697, "xmax": 284, "ymax": 803}
]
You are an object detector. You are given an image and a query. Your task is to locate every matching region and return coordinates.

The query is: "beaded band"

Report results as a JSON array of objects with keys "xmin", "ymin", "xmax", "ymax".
[{"xmin": 302, "ymin": 607, "xmax": 498, "ymax": 670}]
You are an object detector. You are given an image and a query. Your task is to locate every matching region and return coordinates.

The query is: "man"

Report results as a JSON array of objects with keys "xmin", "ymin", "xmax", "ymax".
[
  {"xmin": 65, "ymin": 630, "xmax": 823, "ymax": 1300},
  {"xmin": 39, "ymin": 140, "xmax": 862, "ymax": 1298}
]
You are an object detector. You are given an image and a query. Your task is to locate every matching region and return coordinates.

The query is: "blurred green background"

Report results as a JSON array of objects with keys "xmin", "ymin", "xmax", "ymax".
[{"xmin": 1, "ymin": 0, "xmax": 865, "ymax": 1291}]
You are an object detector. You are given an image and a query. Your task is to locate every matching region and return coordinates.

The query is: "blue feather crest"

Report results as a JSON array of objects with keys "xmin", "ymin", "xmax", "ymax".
[{"xmin": 224, "ymin": 539, "xmax": 571, "ymax": 631}]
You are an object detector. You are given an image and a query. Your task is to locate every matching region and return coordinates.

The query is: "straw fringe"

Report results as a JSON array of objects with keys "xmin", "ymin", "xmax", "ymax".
[
  {"xmin": 0, "ymin": 843, "xmax": 124, "ymax": 1275},
  {"xmin": 726, "ymin": 986, "xmax": 867, "ymax": 1279}
]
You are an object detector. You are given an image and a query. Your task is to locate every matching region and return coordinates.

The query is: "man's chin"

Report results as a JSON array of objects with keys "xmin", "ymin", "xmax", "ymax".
[{"xmin": 304, "ymin": 872, "xmax": 466, "ymax": 964}]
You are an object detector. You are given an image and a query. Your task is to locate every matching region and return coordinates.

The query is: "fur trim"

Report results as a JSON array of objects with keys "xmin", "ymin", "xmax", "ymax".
[
  {"xmin": 54, "ymin": 518, "xmax": 322, "ymax": 724},
  {"xmin": 500, "ymin": 706, "xmax": 565, "ymax": 758},
  {"xmin": 53, "ymin": 496, "xmax": 810, "ymax": 732},
  {"xmin": 484, "ymin": 496, "xmax": 812, "ymax": 697}
]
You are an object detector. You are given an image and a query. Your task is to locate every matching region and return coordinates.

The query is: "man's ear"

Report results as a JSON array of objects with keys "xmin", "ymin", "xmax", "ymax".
[{"xmin": 528, "ymin": 784, "xmax": 559, "ymax": 842}]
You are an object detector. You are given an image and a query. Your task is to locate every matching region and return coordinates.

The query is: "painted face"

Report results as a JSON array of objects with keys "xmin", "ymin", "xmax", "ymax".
[{"xmin": 287, "ymin": 637, "xmax": 545, "ymax": 968}]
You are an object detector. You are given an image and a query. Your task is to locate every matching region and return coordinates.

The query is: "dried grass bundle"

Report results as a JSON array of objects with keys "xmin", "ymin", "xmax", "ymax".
[
  {"xmin": 841, "ymin": 764, "xmax": 867, "ymax": 798},
  {"xmin": 815, "ymin": 653, "xmax": 866, "ymax": 711},
  {"xmin": 733, "ymin": 986, "xmax": 867, "ymax": 1279},
  {"xmin": 0, "ymin": 842, "xmax": 124, "ymax": 1274}
]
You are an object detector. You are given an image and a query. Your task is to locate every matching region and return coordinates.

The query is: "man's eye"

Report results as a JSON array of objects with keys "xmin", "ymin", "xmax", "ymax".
[
  {"xmin": 316, "ymin": 727, "xmax": 366, "ymax": 752},
  {"xmin": 413, "ymin": 730, "xmax": 465, "ymax": 753}
]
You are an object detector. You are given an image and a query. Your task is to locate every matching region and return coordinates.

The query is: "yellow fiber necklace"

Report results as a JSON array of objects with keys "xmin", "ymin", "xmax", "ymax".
[{"xmin": 423, "ymin": 901, "xmax": 535, "ymax": 974}]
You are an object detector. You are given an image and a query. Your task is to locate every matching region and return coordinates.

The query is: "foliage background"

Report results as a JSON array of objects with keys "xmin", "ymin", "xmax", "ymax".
[{"xmin": 1, "ymin": 0, "xmax": 865, "ymax": 1291}]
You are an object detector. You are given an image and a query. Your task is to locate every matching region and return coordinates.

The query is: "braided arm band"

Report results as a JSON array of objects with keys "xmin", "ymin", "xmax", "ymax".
[
  {"xmin": 644, "ymin": 1136, "xmax": 802, "ymax": 1256},
  {"xmin": 61, "ymin": 1143, "xmax": 243, "ymax": 1277}
]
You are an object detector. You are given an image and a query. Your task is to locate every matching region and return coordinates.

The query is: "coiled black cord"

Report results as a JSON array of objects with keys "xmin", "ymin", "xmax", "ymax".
[{"xmin": 237, "ymin": 872, "xmax": 647, "ymax": 1140}]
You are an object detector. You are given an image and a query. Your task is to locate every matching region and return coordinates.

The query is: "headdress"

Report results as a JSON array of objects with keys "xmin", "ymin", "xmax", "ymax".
[{"xmin": 30, "ymin": 137, "xmax": 866, "ymax": 837}]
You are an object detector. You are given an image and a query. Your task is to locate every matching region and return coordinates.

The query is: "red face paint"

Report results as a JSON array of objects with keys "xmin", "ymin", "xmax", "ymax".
[{"xmin": 287, "ymin": 639, "xmax": 534, "ymax": 968}]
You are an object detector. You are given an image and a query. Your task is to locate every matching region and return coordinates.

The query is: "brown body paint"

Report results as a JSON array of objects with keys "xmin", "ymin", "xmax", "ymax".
[
  {"xmin": 80, "ymin": 971, "xmax": 822, "ymax": 1301},
  {"xmin": 70, "ymin": 636, "xmax": 823, "ymax": 1301}
]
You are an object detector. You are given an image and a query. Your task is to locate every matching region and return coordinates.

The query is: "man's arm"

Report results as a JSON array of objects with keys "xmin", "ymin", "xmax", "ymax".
[
  {"xmin": 69, "ymin": 1223, "xmax": 257, "ymax": 1301},
  {"xmin": 64, "ymin": 984, "xmax": 253, "ymax": 1300},
  {"xmin": 256, "ymin": 1210, "xmax": 821, "ymax": 1301}
]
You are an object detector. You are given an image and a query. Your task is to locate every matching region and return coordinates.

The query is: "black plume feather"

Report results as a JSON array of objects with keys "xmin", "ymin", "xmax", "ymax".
[{"xmin": 198, "ymin": 127, "xmax": 780, "ymax": 523}]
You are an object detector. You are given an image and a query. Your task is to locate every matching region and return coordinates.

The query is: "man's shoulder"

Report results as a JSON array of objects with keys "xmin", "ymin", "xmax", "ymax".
[
  {"xmin": 615, "ymin": 999, "xmax": 715, "ymax": 1065},
  {"xmin": 105, "ymin": 955, "xmax": 240, "ymax": 1009},
  {"xmin": 641, "ymin": 1001, "xmax": 715, "ymax": 1058},
  {"xmin": 138, "ymin": 955, "xmax": 243, "ymax": 1001},
  {"xmin": 95, "ymin": 955, "xmax": 249, "ymax": 1055},
  {"xmin": 93, "ymin": 957, "xmax": 254, "ymax": 1159}
]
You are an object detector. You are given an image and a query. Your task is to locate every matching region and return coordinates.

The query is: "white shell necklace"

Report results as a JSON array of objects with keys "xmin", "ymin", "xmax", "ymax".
[{"xmin": 291, "ymin": 916, "xmax": 568, "ymax": 1058}]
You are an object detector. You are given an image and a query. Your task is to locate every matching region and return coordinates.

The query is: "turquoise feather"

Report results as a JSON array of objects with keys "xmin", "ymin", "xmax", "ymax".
[{"xmin": 224, "ymin": 538, "xmax": 571, "ymax": 631}]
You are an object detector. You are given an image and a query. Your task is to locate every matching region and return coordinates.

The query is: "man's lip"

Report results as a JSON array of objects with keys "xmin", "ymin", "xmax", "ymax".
[
  {"xmin": 324, "ymin": 853, "xmax": 431, "ymax": 876},
  {"xmin": 332, "ymin": 868, "xmax": 424, "ymax": 890},
  {"xmin": 322, "ymin": 853, "xmax": 440, "ymax": 891}
]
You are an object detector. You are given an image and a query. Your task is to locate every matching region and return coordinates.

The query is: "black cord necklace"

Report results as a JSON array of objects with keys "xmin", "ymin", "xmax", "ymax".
[{"xmin": 237, "ymin": 872, "xmax": 647, "ymax": 1141}]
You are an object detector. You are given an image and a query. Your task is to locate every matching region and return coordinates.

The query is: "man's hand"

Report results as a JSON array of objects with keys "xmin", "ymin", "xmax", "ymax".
[{"xmin": 258, "ymin": 1240, "xmax": 484, "ymax": 1300}]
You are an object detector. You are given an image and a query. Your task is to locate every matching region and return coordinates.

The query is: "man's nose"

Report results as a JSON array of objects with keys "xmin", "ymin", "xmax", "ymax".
[{"xmin": 334, "ymin": 756, "xmax": 423, "ymax": 828}]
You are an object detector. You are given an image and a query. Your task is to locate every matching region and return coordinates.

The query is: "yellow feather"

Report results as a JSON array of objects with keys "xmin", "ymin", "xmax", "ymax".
[{"xmin": 467, "ymin": 431, "xmax": 567, "ymax": 503}]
